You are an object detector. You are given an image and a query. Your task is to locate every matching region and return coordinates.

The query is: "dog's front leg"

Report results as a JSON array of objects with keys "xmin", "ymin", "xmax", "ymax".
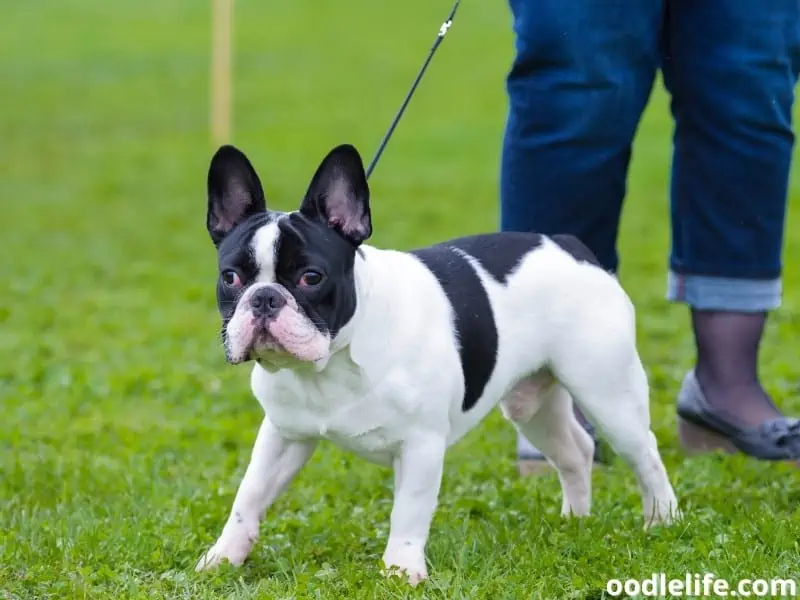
[
  {"xmin": 196, "ymin": 416, "xmax": 316, "ymax": 571},
  {"xmin": 382, "ymin": 434, "xmax": 446, "ymax": 586}
]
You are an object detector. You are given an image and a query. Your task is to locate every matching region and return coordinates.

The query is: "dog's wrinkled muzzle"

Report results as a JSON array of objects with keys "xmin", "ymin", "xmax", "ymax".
[
  {"xmin": 263, "ymin": 307, "xmax": 330, "ymax": 362},
  {"xmin": 225, "ymin": 285, "xmax": 330, "ymax": 364}
]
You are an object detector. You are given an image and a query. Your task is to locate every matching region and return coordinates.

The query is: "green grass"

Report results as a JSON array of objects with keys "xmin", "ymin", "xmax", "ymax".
[{"xmin": 2, "ymin": 1, "xmax": 800, "ymax": 598}]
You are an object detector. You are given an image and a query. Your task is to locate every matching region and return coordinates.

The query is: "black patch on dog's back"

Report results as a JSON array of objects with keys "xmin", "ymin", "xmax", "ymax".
[
  {"xmin": 410, "ymin": 244, "xmax": 498, "ymax": 412},
  {"xmin": 440, "ymin": 232, "xmax": 603, "ymax": 283},
  {"xmin": 549, "ymin": 233, "xmax": 603, "ymax": 268},
  {"xmin": 441, "ymin": 232, "xmax": 544, "ymax": 283},
  {"xmin": 409, "ymin": 232, "xmax": 604, "ymax": 411}
]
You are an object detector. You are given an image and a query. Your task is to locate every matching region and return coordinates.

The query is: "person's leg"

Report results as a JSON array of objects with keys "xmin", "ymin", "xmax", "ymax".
[
  {"xmin": 662, "ymin": 0, "xmax": 800, "ymax": 457},
  {"xmin": 500, "ymin": 0, "xmax": 664, "ymax": 470}
]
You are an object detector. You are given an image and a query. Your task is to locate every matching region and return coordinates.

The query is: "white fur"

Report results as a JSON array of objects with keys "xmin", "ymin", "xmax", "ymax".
[
  {"xmin": 196, "ymin": 237, "xmax": 680, "ymax": 584},
  {"xmin": 252, "ymin": 222, "xmax": 280, "ymax": 283}
]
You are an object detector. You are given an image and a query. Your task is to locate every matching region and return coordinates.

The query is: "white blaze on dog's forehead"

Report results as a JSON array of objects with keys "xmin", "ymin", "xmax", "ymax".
[{"xmin": 251, "ymin": 221, "xmax": 280, "ymax": 283}]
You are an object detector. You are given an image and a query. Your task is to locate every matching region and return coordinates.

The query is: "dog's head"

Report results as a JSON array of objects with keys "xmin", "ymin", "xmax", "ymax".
[{"xmin": 206, "ymin": 144, "xmax": 372, "ymax": 366}]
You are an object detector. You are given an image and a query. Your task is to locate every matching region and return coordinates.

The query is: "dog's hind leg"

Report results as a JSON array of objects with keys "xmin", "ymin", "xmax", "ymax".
[
  {"xmin": 501, "ymin": 373, "xmax": 594, "ymax": 517},
  {"xmin": 562, "ymin": 355, "xmax": 679, "ymax": 527}
]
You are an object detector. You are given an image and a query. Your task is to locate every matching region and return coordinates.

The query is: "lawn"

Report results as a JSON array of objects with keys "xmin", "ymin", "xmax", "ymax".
[{"xmin": 2, "ymin": 1, "xmax": 800, "ymax": 598}]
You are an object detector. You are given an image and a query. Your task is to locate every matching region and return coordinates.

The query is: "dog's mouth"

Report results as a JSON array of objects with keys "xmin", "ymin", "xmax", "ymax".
[
  {"xmin": 230, "ymin": 310, "xmax": 330, "ymax": 365},
  {"xmin": 245, "ymin": 323, "xmax": 283, "ymax": 358}
]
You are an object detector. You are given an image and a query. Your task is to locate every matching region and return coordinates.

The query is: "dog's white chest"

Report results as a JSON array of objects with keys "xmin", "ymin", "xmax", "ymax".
[{"xmin": 251, "ymin": 357, "xmax": 416, "ymax": 465}]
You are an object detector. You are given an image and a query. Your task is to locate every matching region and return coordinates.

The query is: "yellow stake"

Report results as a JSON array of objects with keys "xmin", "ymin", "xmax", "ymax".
[{"xmin": 210, "ymin": 0, "xmax": 234, "ymax": 145}]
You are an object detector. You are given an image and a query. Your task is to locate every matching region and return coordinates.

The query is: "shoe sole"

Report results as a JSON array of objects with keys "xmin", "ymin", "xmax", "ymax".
[
  {"xmin": 677, "ymin": 417, "xmax": 738, "ymax": 455},
  {"xmin": 678, "ymin": 416, "xmax": 800, "ymax": 468}
]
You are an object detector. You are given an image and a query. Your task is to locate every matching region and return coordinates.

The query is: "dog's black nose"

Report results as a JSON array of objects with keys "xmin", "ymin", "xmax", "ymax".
[{"xmin": 249, "ymin": 286, "xmax": 286, "ymax": 319}]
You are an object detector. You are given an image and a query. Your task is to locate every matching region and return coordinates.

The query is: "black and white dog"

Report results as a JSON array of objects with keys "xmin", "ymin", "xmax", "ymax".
[{"xmin": 195, "ymin": 143, "xmax": 679, "ymax": 585}]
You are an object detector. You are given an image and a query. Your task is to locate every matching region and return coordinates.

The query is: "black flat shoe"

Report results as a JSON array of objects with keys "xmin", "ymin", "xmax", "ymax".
[{"xmin": 677, "ymin": 369, "xmax": 800, "ymax": 461}]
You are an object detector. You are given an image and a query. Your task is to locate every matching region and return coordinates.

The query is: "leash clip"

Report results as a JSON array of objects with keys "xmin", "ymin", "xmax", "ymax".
[{"xmin": 439, "ymin": 19, "xmax": 453, "ymax": 37}]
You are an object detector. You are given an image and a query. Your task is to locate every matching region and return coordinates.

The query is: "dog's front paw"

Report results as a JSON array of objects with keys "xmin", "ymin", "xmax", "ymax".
[
  {"xmin": 195, "ymin": 531, "xmax": 256, "ymax": 572},
  {"xmin": 382, "ymin": 541, "xmax": 428, "ymax": 586}
]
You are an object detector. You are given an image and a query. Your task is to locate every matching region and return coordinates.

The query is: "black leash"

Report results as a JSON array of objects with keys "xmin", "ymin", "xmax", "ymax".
[{"xmin": 365, "ymin": 0, "xmax": 461, "ymax": 180}]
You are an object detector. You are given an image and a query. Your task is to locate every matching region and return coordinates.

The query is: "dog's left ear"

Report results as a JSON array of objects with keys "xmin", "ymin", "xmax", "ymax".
[{"xmin": 299, "ymin": 144, "xmax": 371, "ymax": 246}]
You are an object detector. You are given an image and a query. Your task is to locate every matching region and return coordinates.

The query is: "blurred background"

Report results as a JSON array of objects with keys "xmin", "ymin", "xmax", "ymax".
[{"xmin": 2, "ymin": 1, "xmax": 799, "ymax": 597}]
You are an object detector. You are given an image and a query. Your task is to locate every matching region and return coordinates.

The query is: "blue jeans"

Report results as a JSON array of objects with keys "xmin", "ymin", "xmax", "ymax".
[{"xmin": 501, "ymin": 0, "xmax": 800, "ymax": 312}]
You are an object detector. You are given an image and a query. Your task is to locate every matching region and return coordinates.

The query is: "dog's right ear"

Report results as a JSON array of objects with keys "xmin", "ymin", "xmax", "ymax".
[{"xmin": 206, "ymin": 145, "xmax": 267, "ymax": 247}]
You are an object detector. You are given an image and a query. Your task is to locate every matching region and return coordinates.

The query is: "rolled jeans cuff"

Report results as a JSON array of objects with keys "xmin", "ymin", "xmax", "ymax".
[{"xmin": 667, "ymin": 271, "xmax": 782, "ymax": 312}]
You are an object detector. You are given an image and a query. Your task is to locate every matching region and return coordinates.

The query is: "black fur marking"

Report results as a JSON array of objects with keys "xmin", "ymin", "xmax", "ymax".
[
  {"xmin": 409, "ymin": 232, "xmax": 603, "ymax": 411},
  {"xmin": 410, "ymin": 244, "xmax": 498, "ymax": 412},
  {"xmin": 439, "ymin": 232, "xmax": 603, "ymax": 283},
  {"xmin": 549, "ymin": 233, "xmax": 603, "ymax": 268},
  {"xmin": 274, "ymin": 212, "xmax": 358, "ymax": 338},
  {"xmin": 439, "ymin": 233, "xmax": 544, "ymax": 284}
]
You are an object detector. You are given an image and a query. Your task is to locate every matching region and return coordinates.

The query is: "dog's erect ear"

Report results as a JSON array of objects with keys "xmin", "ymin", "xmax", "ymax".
[
  {"xmin": 206, "ymin": 145, "xmax": 267, "ymax": 247},
  {"xmin": 299, "ymin": 144, "xmax": 371, "ymax": 246}
]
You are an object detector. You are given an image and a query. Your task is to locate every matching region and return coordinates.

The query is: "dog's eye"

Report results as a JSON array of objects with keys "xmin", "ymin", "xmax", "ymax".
[
  {"xmin": 221, "ymin": 270, "xmax": 242, "ymax": 288},
  {"xmin": 299, "ymin": 270, "xmax": 323, "ymax": 287}
]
